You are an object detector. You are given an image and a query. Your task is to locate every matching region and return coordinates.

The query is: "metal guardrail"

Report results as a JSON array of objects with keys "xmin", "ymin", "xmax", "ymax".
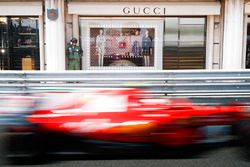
[{"xmin": 1, "ymin": 70, "xmax": 250, "ymax": 104}]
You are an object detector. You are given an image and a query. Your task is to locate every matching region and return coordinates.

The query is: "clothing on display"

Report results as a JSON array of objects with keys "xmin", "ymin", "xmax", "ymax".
[
  {"xmin": 142, "ymin": 36, "xmax": 152, "ymax": 56},
  {"xmin": 132, "ymin": 40, "xmax": 141, "ymax": 56},
  {"xmin": 89, "ymin": 27, "xmax": 155, "ymax": 67},
  {"xmin": 96, "ymin": 35, "xmax": 106, "ymax": 55}
]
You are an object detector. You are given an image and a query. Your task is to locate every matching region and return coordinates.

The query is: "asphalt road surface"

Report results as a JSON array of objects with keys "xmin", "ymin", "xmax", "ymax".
[{"xmin": 2, "ymin": 146, "xmax": 250, "ymax": 167}]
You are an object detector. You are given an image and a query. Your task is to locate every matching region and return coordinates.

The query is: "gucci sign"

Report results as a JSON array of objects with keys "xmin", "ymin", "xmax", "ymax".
[{"xmin": 123, "ymin": 7, "xmax": 166, "ymax": 15}]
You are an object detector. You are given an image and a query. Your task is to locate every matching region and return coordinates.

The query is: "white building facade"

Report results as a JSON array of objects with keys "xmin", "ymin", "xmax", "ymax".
[{"xmin": 0, "ymin": 0, "xmax": 249, "ymax": 71}]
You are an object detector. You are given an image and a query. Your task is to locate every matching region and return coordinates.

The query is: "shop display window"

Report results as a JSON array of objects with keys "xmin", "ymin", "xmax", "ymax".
[
  {"xmin": 80, "ymin": 17, "xmax": 206, "ymax": 70},
  {"xmin": 0, "ymin": 17, "xmax": 8, "ymax": 70},
  {"xmin": 0, "ymin": 17, "xmax": 40, "ymax": 70},
  {"xmin": 9, "ymin": 17, "xmax": 40, "ymax": 70},
  {"xmin": 90, "ymin": 28, "xmax": 154, "ymax": 67},
  {"xmin": 80, "ymin": 19, "xmax": 163, "ymax": 70}
]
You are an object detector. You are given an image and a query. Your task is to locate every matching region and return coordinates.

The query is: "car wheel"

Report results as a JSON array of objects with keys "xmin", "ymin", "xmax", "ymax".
[
  {"xmin": 0, "ymin": 126, "xmax": 8, "ymax": 165},
  {"xmin": 238, "ymin": 120, "xmax": 250, "ymax": 159},
  {"xmin": 4, "ymin": 131, "xmax": 45, "ymax": 165}
]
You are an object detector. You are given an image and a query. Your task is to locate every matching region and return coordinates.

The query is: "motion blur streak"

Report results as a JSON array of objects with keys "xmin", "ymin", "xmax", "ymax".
[{"xmin": 0, "ymin": 88, "xmax": 250, "ymax": 165}]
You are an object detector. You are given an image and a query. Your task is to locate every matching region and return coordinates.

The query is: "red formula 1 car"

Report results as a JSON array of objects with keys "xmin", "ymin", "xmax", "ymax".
[
  {"xmin": 2, "ymin": 88, "xmax": 250, "ymax": 163},
  {"xmin": 27, "ymin": 88, "xmax": 248, "ymax": 146}
]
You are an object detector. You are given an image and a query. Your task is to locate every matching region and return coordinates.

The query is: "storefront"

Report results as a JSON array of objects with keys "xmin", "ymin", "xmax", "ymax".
[
  {"xmin": 0, "ymin": 1, "xmax": 43, "ymax": 70},
  {"xmin": 1, "ymin": 0, "xmax": 249, "ymax": 71},
  {"xmin": 68, "ymin": 2, "xmax": 221, "ymax": 70}
]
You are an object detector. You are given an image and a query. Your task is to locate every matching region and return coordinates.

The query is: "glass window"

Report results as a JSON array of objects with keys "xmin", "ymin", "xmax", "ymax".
[
  {"xmin": 79, "ymin": 17, "xmax": 206, "ymax": 70},
  {"xmin": 9, "ymin": 17, "xmax": 40, "ymax": 70},
  {"xmin": 79, "ymin": 18, "xmax": 163, "ymax": 70},
  {"xmin": 89, "ymin": 28, "xmax": 155, "ymax": 67},
  {"xmin": 163, "ymin": 17, "xmax": 206, "ymax": 69},
  {"xmin": 246, "ymin": 17, "xmax": 250, "ymax": 68},
  {"xmin": 0, "ymin": 17, "xmax": 8, "ymax": 70},
  {"xmin": 0, "ymin": 17, "xmax": 40, "ymax": 70}
]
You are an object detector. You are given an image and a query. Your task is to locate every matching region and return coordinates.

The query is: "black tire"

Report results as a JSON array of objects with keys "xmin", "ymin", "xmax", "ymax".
[
  {"xmin": 4, "ymin": 131, "xmax": 45, "ymax": 165},
  {"xmin": 238, "ymin": 120, "xmax": 250, "ymax": 159},
  {"xmin": 0, "ymin": 126, "xmax": 8, "ymax": 165}
]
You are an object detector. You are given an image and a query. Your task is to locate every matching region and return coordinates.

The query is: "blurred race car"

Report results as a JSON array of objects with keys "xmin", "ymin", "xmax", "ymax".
[{"xmin": 1, "ymin": 88, "xmax": 250, "ymax": 163}]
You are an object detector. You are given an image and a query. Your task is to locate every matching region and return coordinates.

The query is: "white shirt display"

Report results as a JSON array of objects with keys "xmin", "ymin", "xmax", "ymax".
[{"xmin": 96, "ymin": 34, "xmax": 106, "ymax": 54}]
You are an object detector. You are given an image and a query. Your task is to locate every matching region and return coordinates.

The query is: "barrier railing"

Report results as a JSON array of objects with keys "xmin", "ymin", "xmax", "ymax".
[{"xmin": 1, "ymin": 70, "xmax": 250, "ymax": 104}]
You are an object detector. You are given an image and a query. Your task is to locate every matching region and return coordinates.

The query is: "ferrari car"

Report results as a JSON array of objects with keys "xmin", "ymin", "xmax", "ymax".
[{"xmin": 1, "ymin": 88, "xmax": 250, "ymax": 163}]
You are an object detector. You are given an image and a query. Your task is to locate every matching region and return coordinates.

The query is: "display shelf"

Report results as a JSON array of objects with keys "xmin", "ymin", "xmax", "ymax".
[
  {"xmin": 18, "ymin": 33, "xmax": 37, "ymax": 36},
  {"xmin": 14, "ymin": 45, "xmax": 37, "ymax": 49}
]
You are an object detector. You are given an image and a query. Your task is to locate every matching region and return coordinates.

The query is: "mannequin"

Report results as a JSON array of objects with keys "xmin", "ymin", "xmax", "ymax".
[
  {"xmin": 142, "ymin": 29, "xmax": 152, "ymax": 66},
  {"xmin": 96, "ymin": 29, "xmax": 106, "ymax": 66},
  {"xmin": 131, "ymin": 29, "xmax": 142, "ymax": 57}
]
